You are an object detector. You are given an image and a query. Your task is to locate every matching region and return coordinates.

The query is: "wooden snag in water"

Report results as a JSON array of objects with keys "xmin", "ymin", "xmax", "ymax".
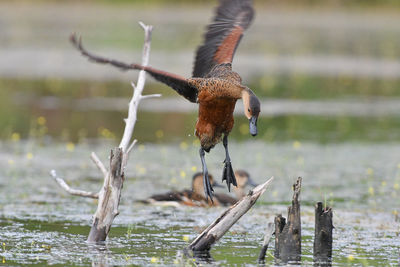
[
  {"xmin": 87, "ymin": 148, "xmax": 124, "ymax": 242},
  {"xmin": 257, "ymin": 222, "xmax": 274, "ymax": 264},
  {"xmin": 185, "ymin": 177, "xmax": 274, "ymax": 254},
  {"xmin": 313, "ymin": 202, "xmax": 333, "ymax": 266},
  {"xmin": 274, "ymin": 177, "xmax": 302, "ymax": 263},
  {"xmin": 51, "ymin": 22, "xmax": 157, "ymax": 243}
]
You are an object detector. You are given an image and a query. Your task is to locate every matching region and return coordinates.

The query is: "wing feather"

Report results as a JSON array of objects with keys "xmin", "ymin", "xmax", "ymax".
[
  {"xmin": 192, "ymin": 0, "xmax": 254, "ymax": 78},
  {"xmin": 70, "ymin": 34, "xmax": 198, "ymax": 103},
  {"xmin": 141, "ymin": 66, "xmax": 198, "ymax": 103}
]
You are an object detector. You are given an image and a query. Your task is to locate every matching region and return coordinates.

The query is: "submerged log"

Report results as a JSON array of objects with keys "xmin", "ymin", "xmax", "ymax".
[
  {"xmin": 186, "ymin": 177, "xmax": 274, "ymax": 253},
  {"xmin": 313, "ymin": 202, "xmax": 333, "ymax": 266},
  {"xmin": 258, "ymin": 222, "xmax": 274, "ymax": 264},
  {"xmin": 274, "ymin": 177, "xmax": 302, "ymax": 263}
]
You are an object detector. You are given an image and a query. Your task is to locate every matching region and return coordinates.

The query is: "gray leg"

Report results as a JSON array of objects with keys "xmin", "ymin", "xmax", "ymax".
[{"xmin": 199, "ymin": 147, "xmax": 214, "ymax": 201}]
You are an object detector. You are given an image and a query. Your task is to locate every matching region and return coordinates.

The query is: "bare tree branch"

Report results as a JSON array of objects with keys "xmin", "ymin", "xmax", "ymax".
[
  {"xmin": 86, "ymin": 22, "xmax": 154, "ymax": 242},
  {"xmin": 119, "ymin": 23, "xmax": 153, "ymax": 152},
  {"xmin": 50, "ymin": 170, "xmax": 99, "ymax": 199},
  {"xmin": 140, "ymin": 94, "xmax": 162, "ymax": 100},
  {"xmin": 53, "ymin": 22, "xmax": 154, "ymax": 243},
  {"xmin": 187, "ymin": 177, "xmax": 274, "ymax": 252},
  {"xmin": 90, "ymin": 152, "xmax": 108, "ymax": 177},
  {"xmin": 126, "ymin": 139, "xmax": 138, "ymax": 156},
  {"xmin": 122, "ymin": 139, "xmax": 138, "ymax": 171}
]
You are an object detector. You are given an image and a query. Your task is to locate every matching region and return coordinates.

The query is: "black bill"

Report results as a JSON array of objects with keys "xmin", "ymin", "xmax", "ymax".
[{"xmin": 249, "ymin": 116, "xmax": 258, "ymax": 136}]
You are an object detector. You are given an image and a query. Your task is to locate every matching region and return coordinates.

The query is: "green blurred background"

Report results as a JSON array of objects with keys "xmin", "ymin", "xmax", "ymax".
[
  {"xmin": 1, "ymin": 1, "xmax": 400, "ymax": 266},
  {"xmin": 1, "ymin": 0, "xmax": 399, "ymax": 144}
]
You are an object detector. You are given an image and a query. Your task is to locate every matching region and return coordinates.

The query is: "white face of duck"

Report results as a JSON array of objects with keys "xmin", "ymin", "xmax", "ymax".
[
  {"xmin": 192, "ymin": 173, "xmax": 219, "ymax": 197},
  {"xmin": 242, "ymin": 89, "xmax": 260, "ymax": 136},
  {"xmin": 233, "ymin": 170, "xmax": 258, "ymax": 198}
]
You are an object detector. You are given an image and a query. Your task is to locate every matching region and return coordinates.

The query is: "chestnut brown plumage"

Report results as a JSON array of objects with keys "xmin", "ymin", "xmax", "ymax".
[{"xmin": 70, "ymin": 0, "xmax": 260, "ymax": 201}]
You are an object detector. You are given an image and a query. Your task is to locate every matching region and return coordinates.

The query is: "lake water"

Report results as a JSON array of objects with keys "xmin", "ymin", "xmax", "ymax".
[
  {"xmin": 0, "ymin": 140, "xmax": 399, "ymax": 266},
  {"xmin": 1, "ymin": 1, "xmax": 400, "ymax": 265}
]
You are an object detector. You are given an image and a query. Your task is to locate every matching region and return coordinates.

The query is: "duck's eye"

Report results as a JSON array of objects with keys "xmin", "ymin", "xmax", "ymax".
[{"xmin": 247, "ymin": 108, "xmax": 251, "ymax": 112}]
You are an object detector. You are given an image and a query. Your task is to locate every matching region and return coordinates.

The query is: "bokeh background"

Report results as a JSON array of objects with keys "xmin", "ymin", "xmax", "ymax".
[
  {"xmin": 2, "ymin": 0, "xmax": 400, "ymax": 143},
  {"xmin": 0, "ymin": 0, "xmax": 399, "ymax": 265}
]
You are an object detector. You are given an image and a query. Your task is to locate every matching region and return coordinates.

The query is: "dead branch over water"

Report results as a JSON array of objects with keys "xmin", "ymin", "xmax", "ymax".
[
  {"xmin": 87, "ymin": 148, "xmax": 124, "ymax": 242},
  {"xmin": 51, "ymin": 22, "xmax": 157, "ymax": 243},
  {"xmin": 50, "ymin": 170, "xmax": 99, "ymax": 199},
  {"xmin": 186, "ymin": 177, "xmax": 274, "ymax": 253}
]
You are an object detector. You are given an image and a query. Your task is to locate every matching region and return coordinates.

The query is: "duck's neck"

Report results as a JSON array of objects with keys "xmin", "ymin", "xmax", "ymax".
[
  {"xmin": 233, "ymin": 187, "xmax": 246, "ymax": 199},
  {"xmin": 241, "ymin": 88, "xmax": 253, "ymax": 118},
  {"xmin": 192, "ymin": 178, "xmax": 206, "ymax": 197}
]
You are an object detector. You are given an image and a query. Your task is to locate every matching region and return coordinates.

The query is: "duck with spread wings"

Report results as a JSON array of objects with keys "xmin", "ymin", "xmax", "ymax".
[{"xmin": 70, "ymin": 0, "xmax": 261, "ymax": 201}]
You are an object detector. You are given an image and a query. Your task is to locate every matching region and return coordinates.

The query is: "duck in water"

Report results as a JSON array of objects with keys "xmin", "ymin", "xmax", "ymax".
[
  {"xmin": 141, "ymin": 170, "xmax": 257, "ymax": 207},
  {"xmin": 70, "ymin": 0, "xmax": 260, "ymax": 201}
]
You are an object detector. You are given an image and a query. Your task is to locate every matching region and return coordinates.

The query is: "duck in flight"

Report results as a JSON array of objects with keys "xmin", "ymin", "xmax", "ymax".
[
  {"xmin": 140, "ymin": 170, "xmax": 258, "ymax": 207},
  {"xmin": 70, "ymin": 0, "xmax": 260, "ymax": 201}
]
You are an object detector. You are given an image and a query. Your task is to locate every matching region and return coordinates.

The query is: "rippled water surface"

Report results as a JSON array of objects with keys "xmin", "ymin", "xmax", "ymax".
[
  {"xmin": 1, "ymin": 0, "xmax": 400, "ymax": 265},
  {"xmin": 0, "ymin": 140, "xmax": 399, "ymax": 266}
]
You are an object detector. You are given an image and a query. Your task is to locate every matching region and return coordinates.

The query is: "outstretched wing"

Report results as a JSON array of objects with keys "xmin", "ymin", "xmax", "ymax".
[
  {"xmin": 192, "ymin": 0, "xmax": 254, "ymax": 78},
  {"xmin": 141, "ymin": 66, "xmax": 198, "ymax": 102},
  {"xmin": 70, "ymin": 34, "xmax": 198, "ymax": 103}
]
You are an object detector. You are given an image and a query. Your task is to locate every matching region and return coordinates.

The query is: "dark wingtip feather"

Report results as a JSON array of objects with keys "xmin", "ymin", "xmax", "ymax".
[{"xmin": 192, "ymin": 0, "xmax": 254, "ymax": 77}]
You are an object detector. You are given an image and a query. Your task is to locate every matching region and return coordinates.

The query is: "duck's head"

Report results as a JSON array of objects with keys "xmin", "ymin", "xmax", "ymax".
[
  {"xmin": 242, "ymin": 88, "xmax": 260, "ymax": 136},
  {"xmin": 233, "ymin": 170, "xmax": 258, "ymax": 198},
  {"xmin": 192, "ymin": 172, "xmax": 223, "ymax": 197}
]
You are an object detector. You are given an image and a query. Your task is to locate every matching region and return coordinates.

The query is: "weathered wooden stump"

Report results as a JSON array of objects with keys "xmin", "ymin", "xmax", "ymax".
[
  {"xmin": 313, "ymin": 202, "xmax": 333, "ymax": 266},
  {"xmin": 88, "ymin": 148, "xmax": 125, "ymax": 242},
  {"xmin": 274, "ymin": 177, "xmax": 302, "ymax": 264}
]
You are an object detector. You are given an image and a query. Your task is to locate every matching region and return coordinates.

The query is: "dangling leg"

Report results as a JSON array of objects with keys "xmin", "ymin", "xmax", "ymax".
[
  {"xmin": 222, "ymin": 135, "xmax": 237, "ymax": 191},
  {"xmin": 199, "ymin": 147, "xmax": 214, "ymax": 201}
]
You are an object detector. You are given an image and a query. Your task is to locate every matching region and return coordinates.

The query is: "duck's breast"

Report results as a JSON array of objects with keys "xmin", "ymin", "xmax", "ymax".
[{"xmin": 195, "ymin": 94, "xmax": 237, "ymax": 149}]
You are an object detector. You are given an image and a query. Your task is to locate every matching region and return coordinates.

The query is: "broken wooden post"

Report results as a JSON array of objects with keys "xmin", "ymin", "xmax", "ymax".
[
  {"xmin": 314, "ymin": 202, "xmax": 333, "ymax": 266},
  {"xmin": 258, "ymin": 222, "xmax": 274, "ymax": 264},
  {"xmin": 274, "ymin": 177, "xmax": 302, "ymax": 263},
  {"xmin": 185, "ymin": 177, "xmax": 274, "ymax": 254}
]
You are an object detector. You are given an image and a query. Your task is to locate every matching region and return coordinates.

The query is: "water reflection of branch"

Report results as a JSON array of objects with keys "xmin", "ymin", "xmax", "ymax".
[{"xmin": 88, "ymin": 243, "xmax": 110, "ymax": 267}]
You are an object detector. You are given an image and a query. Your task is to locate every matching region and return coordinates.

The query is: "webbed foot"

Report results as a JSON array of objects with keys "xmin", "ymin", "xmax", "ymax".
[{"xmin": 221, "ymin": 135, "xmax": 237, "ymax": 192}]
